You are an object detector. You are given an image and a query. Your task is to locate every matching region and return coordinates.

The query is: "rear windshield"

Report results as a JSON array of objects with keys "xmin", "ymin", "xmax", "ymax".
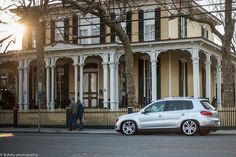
[{"xmin": 200, "ymin": 101, "xmax": 215, "ymax": 111}]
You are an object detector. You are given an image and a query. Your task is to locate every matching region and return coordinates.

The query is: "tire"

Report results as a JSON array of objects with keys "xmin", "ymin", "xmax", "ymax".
[
  {"xmin": 181, "ymin": 120, "xmax": 198, "ymax": 136},
  {"xmin": 121, "ymin": 120, "xmax": 137, "ymax": 135}
]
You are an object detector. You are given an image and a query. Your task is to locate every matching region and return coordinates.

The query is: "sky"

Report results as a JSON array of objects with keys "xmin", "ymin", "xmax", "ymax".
[{"xmin": 0, "ymin": 0, "xmax": 23, "ymax": 52}]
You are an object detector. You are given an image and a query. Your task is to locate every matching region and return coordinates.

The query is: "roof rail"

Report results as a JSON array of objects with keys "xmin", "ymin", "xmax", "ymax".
[{"xmin": 163, "ymin": 96, "xmax": 195, "ymax": 100}]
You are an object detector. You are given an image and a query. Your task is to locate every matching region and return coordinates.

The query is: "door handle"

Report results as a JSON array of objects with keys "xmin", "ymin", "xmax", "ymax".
[
  {"xmin": 158, "ymin": 115, "xmax": 162, "ymax": 118},
  {"xmin": 181, "ymin": 113, "xmax": 185, "ymax": 116}
]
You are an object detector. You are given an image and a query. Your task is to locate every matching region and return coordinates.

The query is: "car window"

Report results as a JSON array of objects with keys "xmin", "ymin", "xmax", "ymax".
[
  {"xmin": 166, "ymin": 100, "xmax": 193, "ymax": 111},
  {"xmin": 200, "ymin": 101, "xmax": 215, "ymax": 111},
  {"xmin": 145, "ymin": 101, "xmax": 165, "ymax": 113}
]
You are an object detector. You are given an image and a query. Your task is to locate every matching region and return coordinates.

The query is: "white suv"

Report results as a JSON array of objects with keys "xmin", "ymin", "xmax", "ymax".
[{"xmin": 115, "ymin": 97, "xmax": 220, "ymax": 136}]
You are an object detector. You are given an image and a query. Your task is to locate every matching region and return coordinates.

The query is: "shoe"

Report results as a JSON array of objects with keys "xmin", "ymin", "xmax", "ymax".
[{"xmin": 68, "ymin": 128, "xmax": 72, "ymax": 131}]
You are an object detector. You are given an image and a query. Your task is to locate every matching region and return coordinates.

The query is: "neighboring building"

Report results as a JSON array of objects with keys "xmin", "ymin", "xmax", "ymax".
[{"xmin": 0, "ymin": 1, "xmax": 234, "ymax": 111}]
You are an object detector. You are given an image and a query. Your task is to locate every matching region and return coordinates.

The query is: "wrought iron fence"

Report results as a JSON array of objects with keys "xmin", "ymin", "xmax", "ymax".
[{"xmin": 0, "ymin": 107, "xmax": 235, "ymax": 129}]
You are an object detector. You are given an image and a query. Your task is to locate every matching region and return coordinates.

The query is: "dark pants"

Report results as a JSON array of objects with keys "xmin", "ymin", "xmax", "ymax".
[{"xmin": 69, "ymin": 114, "xmax": 79, "ymax": 129}]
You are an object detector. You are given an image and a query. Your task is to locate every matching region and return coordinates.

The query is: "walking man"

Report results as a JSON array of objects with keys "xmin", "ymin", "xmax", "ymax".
[
  {"xmin": 76, "ymin": 99, "xmax": 84, "ymax": 130},
  {"xmin": 69, "ymin": 97, "xmax": 79, "ymax": 131}
]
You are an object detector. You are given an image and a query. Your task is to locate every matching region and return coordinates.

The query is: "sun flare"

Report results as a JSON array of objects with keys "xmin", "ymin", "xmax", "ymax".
[
  {"xmin": 1, "ymin": 22, "xmax": 25, "ymax": 51},
  {"xmin": 7, "ymin": 22, "xmax": 25, "ymax": 41}
]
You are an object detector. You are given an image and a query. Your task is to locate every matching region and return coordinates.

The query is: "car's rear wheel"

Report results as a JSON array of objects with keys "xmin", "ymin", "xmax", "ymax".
[
  {"xmin": 121, "ymin": 120, "xmax": 137, "ymax": 135},
  {"xmin": 182, "ymin": 120, "xmax": 198, "ymax": 136}
]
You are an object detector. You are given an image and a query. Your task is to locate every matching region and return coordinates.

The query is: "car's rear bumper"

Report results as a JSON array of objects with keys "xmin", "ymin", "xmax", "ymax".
[{"xmin": 200, "ymin": 120, "xmax": 220, "ymax": 132}]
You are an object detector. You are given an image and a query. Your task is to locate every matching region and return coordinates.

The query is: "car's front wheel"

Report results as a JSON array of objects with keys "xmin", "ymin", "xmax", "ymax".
[
  {"xmin": 121, "ymin": 120, "xmax": 137, "ymax": 135},
  {"xmin": 181, "ymin": 120, "xmax": 198, "ymax": 136}
]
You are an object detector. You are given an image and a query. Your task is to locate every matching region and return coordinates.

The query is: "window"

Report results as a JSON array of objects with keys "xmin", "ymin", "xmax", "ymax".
[
  {"xmin": 91, "ymin": 28, "xmax": 100, "ymax": 43},
  {"xmin": 32, "ymin": 30, "xmax": 36, "ymax": 48},
  {"xmin": 144, "ymin": 10, "xmax": 155, "ymax": 41},
  {"xmin": 80, "ymin": 15, "xmax": 100, "ymax": 44},
  {"xmin": 201, "ymin": 101, "xmax": 215, "ymax": 110},
  {"xmin": 145, "ymin": 101, "xmax": 165, "ymax": 113},
  {"xmin": 80, "ymin": 29, "xmax": 88, "ymax": 44},
  {"xmin": 116, "ymin": 22, "xmax": 126, "ymax": 43},
  {"xmin": 166, "ymin": 100, "xmax": 193, "ymax": 111},
  {"xmin": 179, "ymin": 17, "xmax": 187, "ymax": 38},
  {"xmin": 55, "ymin": 20, "xmax": 64, "ymax": 41}
]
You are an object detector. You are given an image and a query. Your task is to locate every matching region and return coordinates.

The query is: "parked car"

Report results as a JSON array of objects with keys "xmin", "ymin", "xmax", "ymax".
[{"xmin": 115, "ymin": 97, "xmax": 220, "ymax": 136}]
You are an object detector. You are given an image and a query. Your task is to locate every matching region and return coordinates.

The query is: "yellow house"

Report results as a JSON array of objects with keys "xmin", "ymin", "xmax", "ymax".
[{"xmin": 0, "ymin": 1, "xmax": 231, "ymax": 111}]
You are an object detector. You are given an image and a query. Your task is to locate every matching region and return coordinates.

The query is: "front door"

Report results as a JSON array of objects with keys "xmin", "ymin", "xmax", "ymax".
[{"xmin": 83, "ymin": 72, "xmax": 98, "ymax": 107}]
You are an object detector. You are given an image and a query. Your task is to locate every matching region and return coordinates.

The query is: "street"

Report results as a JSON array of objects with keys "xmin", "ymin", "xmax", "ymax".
[{"xmin": 0, "ymin": 133, "xmax": 236, "ymax": 157}]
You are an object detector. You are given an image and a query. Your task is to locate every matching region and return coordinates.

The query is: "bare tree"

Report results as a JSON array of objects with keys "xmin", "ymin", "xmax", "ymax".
[
  {"xmin": 12, "ymin": 0, "xmax": 50, "ymax": 108},
  {"xmin": 156, "ymin": 0, "xmax": 235, "ymax": 106},
  {"xmin": 61, "ymin": 0, "xmax": 149, "ymax": 107}
]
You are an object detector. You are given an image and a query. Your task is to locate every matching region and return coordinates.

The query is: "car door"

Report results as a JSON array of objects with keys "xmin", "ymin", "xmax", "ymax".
[
  {"xmin": 137, "ymin": 101, "xmax": 166, "ymax": 129},
  {"xmin": 163, "ymin": 100, "xmax": 191, "ymax": 129}
]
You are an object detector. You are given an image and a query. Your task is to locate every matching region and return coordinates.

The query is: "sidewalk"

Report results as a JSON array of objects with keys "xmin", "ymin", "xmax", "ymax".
[{"xmin": 1, "ymin": 127, "xmax": 236, "ymax": 135}]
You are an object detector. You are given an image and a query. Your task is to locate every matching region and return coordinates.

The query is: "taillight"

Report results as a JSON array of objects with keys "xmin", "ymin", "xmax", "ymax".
[{"xmin": 200, "ymin": 111, "xmax": 212, "ymax": 116}]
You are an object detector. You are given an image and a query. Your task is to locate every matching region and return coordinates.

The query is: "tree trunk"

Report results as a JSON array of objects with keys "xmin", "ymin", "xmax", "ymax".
[
  {"xmin": 222, "ymin": 44, "xmax": 235, "ymax": 107},
  {"xmin": 222, "ymin": 0, "xmax": 235, "ymax": 107},
  {"xmin": 35, "ymin": 21, "xmax": 46, "ymax": 108},
  {"xmin": 121, "ymin": 36, "xmax": 136, "ymax": 107}
]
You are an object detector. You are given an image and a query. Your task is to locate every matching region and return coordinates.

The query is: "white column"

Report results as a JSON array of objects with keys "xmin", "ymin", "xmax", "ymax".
[
  {"xmin": 103, "ymin": 62, "xmax": 109, "ymax": 108},
  {"xmin": 151, "ymin": 59, "xmax": 157, "ymax": 101},
  {"xmin": 18, "ymin": 60, "xmax": 23, "ymax": 111},
  {"xmin": 79, "ymin": 56, "xmax": 85, "ymax": 103},
  {"xmin": 79, "ymin": 64, "xmax": 84, "ymax": 103},
  {"xmin": 115, "ymin": 62, "xmax": 119, "ymax": 106},
  {"xmin": 109, "ymin": 53, "xmax": 119, "ymax": 111},
  {"xmin": 191, "ymin": 48, "xmax": 200, "ymax": 98},
  {"xmin": 74, "ymin": 64, "xmax": 78, "ymax": 103},
  {"xmin": 23, "ymin": 60, "xmax": 29, "ymax": 111},
  {"xmin": 216, "ymin": 58, "xmax": 222, "ymax": 108},
  {"xmin": 109, "ymin": 62, "xmax": 116, "ymax": 110},
  {"xmin": 205, "ymin": 54, "xmax": 211, "ymax": 100},
  {"xmin": 50, "ymin": 58, "xmax": 56, "ymax": 111},
  {"xmin": 45, "ymin": 58, "xmax": 51, "ymax": 110}
]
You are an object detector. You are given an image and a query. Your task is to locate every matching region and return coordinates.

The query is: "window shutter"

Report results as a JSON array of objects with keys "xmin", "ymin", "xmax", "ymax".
[
  {"xmin": 51, "ymin": 20, "xmax": 55, "ymax": 43},
  {"xmin": 201, "ymin": 26, "xmax": 204, "ymax": 37},
  {"xmin": 184, "ymin": 17, "xmax": 187, "ymax": 38},
  {"xmin": 126, "ymin": 11, "xmax": 132, "ymax": 41},
  {"xmin": 155, "ymin": 8, "xmax": 161, "ymax": 41},
  {"xmin": 100, "ymin": 17, "xmax": 106, "ymax": 44},
  {"xmin": 111, "ymin": 13, "xmax": 116, "ymax": 43},
  {"xmin": 64, "ymin": 18, "xmax": 69, "ymax": 42},
  {"xmin": 178, "ymin": 17, "xmax": 181, "ymax": 38},
  {"xmin": 72, "ymin": 15, "xmax": 78, "ymax": 44},
  {"xmin": 138, "ymin": 10, "xmax": 144, "ymax": 42}
]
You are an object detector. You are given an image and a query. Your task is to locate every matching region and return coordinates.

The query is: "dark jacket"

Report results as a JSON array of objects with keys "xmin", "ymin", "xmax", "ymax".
[{"xmin": 77, "ymin": 102, "xmax": 84, "ymax": 119}]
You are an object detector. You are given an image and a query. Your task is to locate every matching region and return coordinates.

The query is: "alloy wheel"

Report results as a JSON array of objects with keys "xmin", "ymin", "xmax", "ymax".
[
  {"xmin": 122, "ymin": 120, "xmax": 136, "ymax": 135},
  {"xmin": 182, "ymin": 120, "xmax": 198, "ymax": 136}
]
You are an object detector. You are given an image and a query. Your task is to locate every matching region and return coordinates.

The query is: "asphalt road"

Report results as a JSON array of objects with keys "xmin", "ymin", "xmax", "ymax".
[{"xmin": 0, "ymin": 133, "xmax": 236, "ymax": 157}]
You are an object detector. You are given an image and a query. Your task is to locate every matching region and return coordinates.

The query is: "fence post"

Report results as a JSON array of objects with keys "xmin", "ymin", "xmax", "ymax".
[
  {"xmin": 66, "ymin": 107, "xmax": 70, "ymax": 127},
  {"xmin": 128, "ymin": 107, "xmax": 133, "ymax": 114},
  {"xmin": 13, "ymin": 107, "xmax": 18, "ymax": 127}
]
